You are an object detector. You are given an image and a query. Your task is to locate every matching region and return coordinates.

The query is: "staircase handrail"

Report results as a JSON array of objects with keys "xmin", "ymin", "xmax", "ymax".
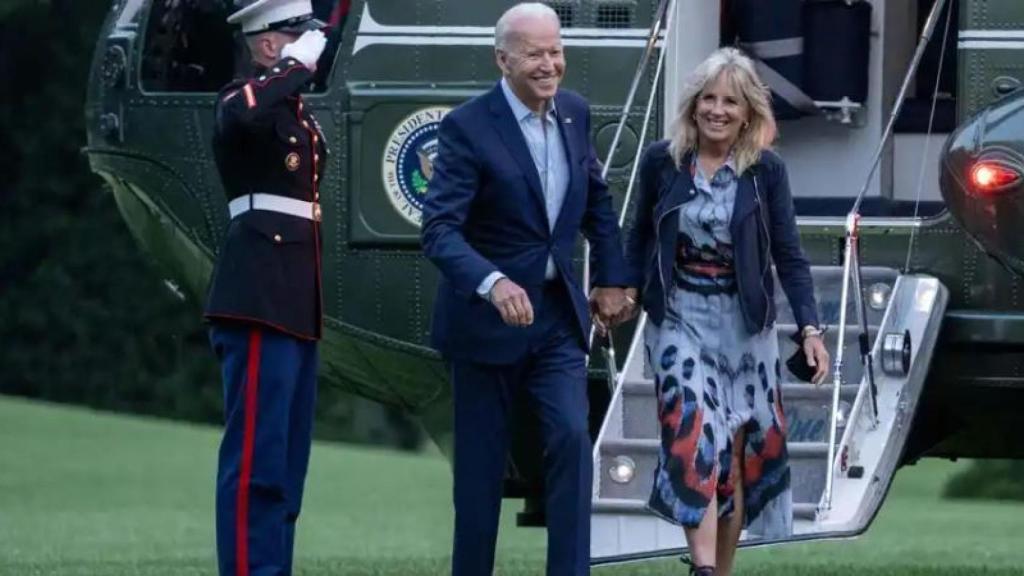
[
  {"xmin": 821, "ymin": 0, "xmax": 950, "ymax": 515},
  {"xmin": 584, "ymin": 0, "xmax": 675, "ymax": 364}
]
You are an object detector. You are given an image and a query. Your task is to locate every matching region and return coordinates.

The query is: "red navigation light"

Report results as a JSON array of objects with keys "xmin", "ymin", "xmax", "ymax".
[{"xmin": 970, "ymin": 161, "xmax": 1021, "ymax": 194}]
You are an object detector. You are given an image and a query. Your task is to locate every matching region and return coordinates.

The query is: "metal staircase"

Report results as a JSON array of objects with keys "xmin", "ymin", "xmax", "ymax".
[{"xmin": 590, "ymin": 266, "xmax": 948, "ymax": 563}]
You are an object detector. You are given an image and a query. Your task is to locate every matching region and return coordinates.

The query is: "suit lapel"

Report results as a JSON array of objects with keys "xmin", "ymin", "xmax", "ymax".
[
  {"xmin": 551, "ymin": 92, "xmax": 578, "ymax": 236},
  {"xmin": 554, "ymin": 93, "xmax": 579, "ymax": 170},
  {"xmin": 488, "ymin": 85, "xmax": 547, "ymax": 217}
]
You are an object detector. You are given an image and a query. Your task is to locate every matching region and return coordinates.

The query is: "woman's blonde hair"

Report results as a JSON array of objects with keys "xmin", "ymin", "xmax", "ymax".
[{"xmin": 668, "ymin": 47, "xmax": 777, "ymax": 175}]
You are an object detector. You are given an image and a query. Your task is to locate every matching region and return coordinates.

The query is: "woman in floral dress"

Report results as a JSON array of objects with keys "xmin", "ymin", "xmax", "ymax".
[{"xmin": 622, "ymin": 48, "xmax": 830, "ymax": 576}]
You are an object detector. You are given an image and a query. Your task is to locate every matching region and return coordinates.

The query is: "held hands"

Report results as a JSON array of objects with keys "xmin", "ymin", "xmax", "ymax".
[
  {"xmin": 281, "ymin": 30, "xmax": 327, "ymax": 72},
  {"xmin": 803, "ymin": 334, "xmax": 830, "ymax": 386},
  {"xmin": 589, "ymin": 287, "xmax": 639, "ymax": 337},
  {"xmin": 489, "ymin": 278, "xmax": 534, "ymax": 328},
  {"xmin": 488, "ymin": 281, "xmax": 639, "ymax": 333}
]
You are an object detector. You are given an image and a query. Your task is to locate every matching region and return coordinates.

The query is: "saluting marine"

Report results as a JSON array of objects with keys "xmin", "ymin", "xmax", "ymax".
[{"xmin": 203, "ymin": 0, "xmax": 328, "ymax": 574}]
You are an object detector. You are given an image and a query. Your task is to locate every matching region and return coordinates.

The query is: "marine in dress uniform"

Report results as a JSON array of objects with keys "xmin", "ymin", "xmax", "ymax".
[{"xmin": 203, "ymin": 1, "xmax": 328, "ymax": 574}]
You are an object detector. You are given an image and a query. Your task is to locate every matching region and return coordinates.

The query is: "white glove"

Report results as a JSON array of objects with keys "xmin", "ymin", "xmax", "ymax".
[{"xmin": 281, "ymin": 30, "xmax": 327, "ymax": 72}]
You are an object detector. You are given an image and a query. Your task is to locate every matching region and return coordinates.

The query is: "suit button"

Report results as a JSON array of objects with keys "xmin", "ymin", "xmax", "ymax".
[
  {"xmin": 272, "ymin": 67, "xmax": 280, "ymax": 73},
  {"xmin": 289, "ymin": 136, "xmax": 298, "ymax": 144},
  {"xmin": 273, "ymin": 234, "xmax": 282, "ymax": 243},
  {"xmin": 314, "ymin": 174, "xmax": 319, "ymax": 182},
  {"xmin": 259, "ymin": 75, "xmax": 266, "ymax": 81},
  {"xmin": 314, "ymin": 154, "xmax": 319, "ymax": 162}
]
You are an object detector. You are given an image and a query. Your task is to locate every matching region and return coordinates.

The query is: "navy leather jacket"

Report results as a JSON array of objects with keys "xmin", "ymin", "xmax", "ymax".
[{"xmin": 624, "ymin": 140, "xmax": 819, "ymax": 334}]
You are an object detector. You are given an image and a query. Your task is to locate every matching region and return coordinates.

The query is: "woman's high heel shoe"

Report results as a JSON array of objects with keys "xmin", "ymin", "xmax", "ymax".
[{"xmin": 680, "ymin": 555, "xmax": 716, "ymax": 575}]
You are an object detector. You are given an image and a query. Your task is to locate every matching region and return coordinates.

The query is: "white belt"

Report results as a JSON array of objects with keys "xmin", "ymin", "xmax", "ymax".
[{"xmin": 228, "ymin": 193, "xmax": 321, "ymax": 222}]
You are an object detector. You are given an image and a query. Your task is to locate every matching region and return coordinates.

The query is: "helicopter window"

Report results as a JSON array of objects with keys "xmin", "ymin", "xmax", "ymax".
[
  {"xmin": 546, "ymin": 2, "xmax": 576, "ymax": 28},
  {"xmin": 141, "ymin": 0, "xmax": 237, "ymax": 93},
  {"xmin": 141, "ymin": 0, "xmax": 347, "ymax": 93},
  {"xmin": 596, "ymin": 3, "xmax": 633, "ymax": 29}
]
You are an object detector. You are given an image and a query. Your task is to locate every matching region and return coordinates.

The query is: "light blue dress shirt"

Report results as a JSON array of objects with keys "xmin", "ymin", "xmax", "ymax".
[{"xmin": 477, "ymin": 78, "xmax": 571, "ymax": 299}]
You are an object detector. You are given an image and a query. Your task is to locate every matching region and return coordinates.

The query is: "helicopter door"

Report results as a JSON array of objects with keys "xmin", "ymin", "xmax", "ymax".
[{"xmin": 83, "ymin": 0, "xmax": 241, "ymax": 300}]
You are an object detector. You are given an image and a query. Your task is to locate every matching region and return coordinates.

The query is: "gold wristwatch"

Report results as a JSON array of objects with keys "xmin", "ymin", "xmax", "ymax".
[{"xmin": 801, "ymin": 325, "xmax": 823, "ymax": 339}]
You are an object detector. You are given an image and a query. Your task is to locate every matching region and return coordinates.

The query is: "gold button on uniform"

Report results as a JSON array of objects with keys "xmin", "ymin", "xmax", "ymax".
[
  {"xmin": 273, "ymin": 234, "xmax": 282, "ymax": 243},
  {"xmin": 314, "ymin": 154, "xmax": 319, "ymax": 162},
  {"xmin": 289, "ymin": 136, "xmax": 298, "ymax": 144},
  {"xmin": 313, "ymin": 174, "xmax": 319, "ymax": 182}
]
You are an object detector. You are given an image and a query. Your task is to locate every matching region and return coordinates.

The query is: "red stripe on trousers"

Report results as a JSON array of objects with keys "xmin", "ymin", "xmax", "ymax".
[
  {"xmin": 329, "ymin": 0, "xmax": 351, "ymax": 27},
  {"xmin": 236, "ymin": 329, "xmax": 262, "ymax": 576}
]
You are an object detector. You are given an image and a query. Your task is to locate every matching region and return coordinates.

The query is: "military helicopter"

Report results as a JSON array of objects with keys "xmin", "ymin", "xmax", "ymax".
[{"xmin": 86, "ymin": 0, "xmax": 1024, "ymax": 564}]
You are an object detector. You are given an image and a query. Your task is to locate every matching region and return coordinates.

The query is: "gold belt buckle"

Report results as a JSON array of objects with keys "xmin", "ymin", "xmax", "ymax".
[{"xmin": 312, "ymin": 202, "xmax": 322, "ymax": 222}]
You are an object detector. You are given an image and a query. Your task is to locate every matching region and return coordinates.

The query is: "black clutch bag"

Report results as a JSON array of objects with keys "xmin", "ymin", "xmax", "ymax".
[{"xmin": 785, "ymin": 327, "xmax": 826, "ymax": 383}]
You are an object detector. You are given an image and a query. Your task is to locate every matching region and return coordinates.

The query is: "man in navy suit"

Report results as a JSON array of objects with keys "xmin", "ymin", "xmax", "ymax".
[{"xmin": 421, "ymin": 3, "xmax": 632, "ymax": 574}]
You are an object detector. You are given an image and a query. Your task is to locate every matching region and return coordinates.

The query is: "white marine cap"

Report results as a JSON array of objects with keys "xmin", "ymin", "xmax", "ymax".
[{"xmin": 227, "ymin": 0, "xmax": 325, "ymax": 35}]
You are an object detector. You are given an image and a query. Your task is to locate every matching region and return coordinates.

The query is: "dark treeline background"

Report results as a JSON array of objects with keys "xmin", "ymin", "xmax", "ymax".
[
  {"xmin": 0, "ymin": 0, "xmax": 1020, "ymax": 493},
  {"xmin": 0, "ymin": 0, "xmax": 420, "ymax": 449}
]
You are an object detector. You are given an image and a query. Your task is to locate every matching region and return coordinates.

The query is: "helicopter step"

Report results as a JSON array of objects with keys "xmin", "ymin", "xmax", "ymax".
[
  {"xmin": 590, "ymin": 267, "xmax": 948, "ymax": 564},
  {"xmin": 596, "ymin": 438, "xmax": 829, "ymax": 506},
  {"xmin": 591, "ymin": 497, "xmax": 819, "ymax": 521}
]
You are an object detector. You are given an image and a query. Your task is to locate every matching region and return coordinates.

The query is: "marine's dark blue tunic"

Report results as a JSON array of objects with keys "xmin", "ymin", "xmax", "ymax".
[{"xmin": 205, "ymin": 57, "xmax": 328, "ymax": 340}]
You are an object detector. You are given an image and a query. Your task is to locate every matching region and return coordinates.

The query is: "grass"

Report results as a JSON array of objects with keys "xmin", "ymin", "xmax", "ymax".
[{"xmin": 0, "ymin": 396, "xmax": 1021, "ymax": 575}]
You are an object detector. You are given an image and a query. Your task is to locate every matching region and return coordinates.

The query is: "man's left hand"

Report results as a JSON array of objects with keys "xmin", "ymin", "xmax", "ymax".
[{"xmin": 589, "ymin": 287, "xmax": 631, "ymax": 336}]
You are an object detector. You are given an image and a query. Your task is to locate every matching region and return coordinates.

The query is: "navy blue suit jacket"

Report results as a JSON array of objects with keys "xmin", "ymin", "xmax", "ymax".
[{"xmin": 421, "ymin": 84, "xmax": 629, "ymax": 364}]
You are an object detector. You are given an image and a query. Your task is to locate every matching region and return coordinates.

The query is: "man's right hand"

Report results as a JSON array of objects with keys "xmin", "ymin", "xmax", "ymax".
[
  {"xmin": 281, "ymin": 30, "xmax": 327, "ymax": 72},
  {"xmin": 489, "ymin": 278, "xmax": 534, "ymax": 327}
]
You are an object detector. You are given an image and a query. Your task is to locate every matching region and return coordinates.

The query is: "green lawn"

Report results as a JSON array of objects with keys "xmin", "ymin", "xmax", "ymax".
[{"xmin": 0, "ymin": 396, "xmax": 1021, "ymax": 575}]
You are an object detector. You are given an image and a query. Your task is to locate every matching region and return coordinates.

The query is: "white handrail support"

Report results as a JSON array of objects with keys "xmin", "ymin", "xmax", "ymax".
[
  {"xmin": 820, "ymin": 0, "xmax": 949, "ymax": 516},
  {"xmin": 822, "ymin": 212, "xmax": 857, "ymax": 514}
]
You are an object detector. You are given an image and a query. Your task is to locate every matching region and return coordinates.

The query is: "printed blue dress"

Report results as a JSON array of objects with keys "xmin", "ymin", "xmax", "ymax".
[{"xmin": 643, "ymin": 158, "xmax": 792, "ymax": 539}]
